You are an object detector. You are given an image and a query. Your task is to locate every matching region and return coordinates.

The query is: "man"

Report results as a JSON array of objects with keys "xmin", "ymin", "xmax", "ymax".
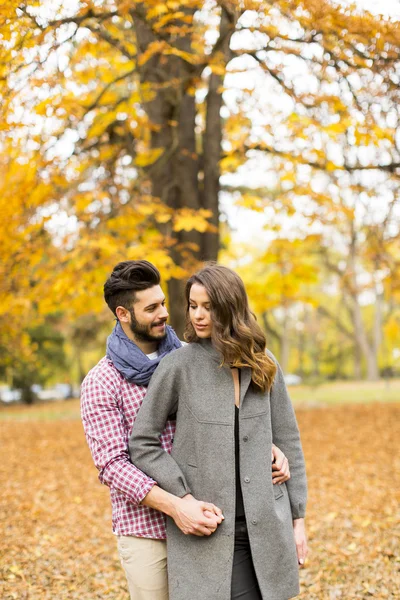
[{"xmin": 81, "ymin": 260, "xmax": 290, "ymax": 600}]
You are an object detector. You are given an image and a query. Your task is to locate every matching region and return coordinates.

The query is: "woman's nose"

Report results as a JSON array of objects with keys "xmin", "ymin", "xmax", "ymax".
[{"xmin": 195, "ymin": 307, "xmax": 205, "ymax": 320}]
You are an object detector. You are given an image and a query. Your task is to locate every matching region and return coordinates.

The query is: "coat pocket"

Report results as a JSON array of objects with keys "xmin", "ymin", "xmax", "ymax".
[{"xmin": 273, "ymin": 484, "xmax": 284, "ymax": 500}]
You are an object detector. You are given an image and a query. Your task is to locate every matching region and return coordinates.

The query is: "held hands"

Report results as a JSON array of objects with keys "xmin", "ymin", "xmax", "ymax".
[
  {"xmin": 271, "ymin": 444, "xmax": 290, "ymax": 484},
  {"xmin": 172, "ymin": 494, "xmax": 224, "ymax": 537}
]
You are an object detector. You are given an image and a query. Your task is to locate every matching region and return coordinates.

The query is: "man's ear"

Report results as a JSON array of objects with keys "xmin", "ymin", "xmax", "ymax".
[{"xmin": 116, "ymin": 306, "xmax": 130, "ymax": 323}]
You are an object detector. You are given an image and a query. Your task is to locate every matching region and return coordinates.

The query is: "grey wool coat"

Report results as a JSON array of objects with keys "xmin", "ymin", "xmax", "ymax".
[{"xmin": 129, "ymin": 340, "xmax": 307, "ymax": 600}]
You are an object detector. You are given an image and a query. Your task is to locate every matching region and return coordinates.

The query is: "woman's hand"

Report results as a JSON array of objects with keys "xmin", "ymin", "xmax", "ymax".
[
  {"xmin": 271, "ymin": 444, "xmax": 290, "ymax": 484},
  {"xmin": 293, "ymin": 518, "xmax": 308, "ymax": 567}
]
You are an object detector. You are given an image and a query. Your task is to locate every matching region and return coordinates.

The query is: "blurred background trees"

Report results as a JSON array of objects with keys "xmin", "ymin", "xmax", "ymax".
[{"xmin": 1, "ymin": 0, "xmax": 400, "ymax": 398}]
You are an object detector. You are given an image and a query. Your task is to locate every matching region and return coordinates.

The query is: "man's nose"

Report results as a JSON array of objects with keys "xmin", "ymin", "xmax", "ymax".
[{"xmin": 160, "ymin": 305, "xmax": 169, "ymax": 319}]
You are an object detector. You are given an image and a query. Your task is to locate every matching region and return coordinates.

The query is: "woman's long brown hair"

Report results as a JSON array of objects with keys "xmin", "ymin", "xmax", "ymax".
[{"xmin": 184, "ymin": 264, "xmax": 277, "ymax": 392}]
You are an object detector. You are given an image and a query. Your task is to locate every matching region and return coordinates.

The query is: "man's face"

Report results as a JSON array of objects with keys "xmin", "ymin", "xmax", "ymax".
[{"xmin": 127, "ymin": 285, "xmax": 169, "ymax": 343}]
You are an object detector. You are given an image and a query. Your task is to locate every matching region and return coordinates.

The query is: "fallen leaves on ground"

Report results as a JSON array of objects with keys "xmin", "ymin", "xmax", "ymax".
[{"xmin": 0, "ymin": 401, "xmax": 399, "ymax": 599}]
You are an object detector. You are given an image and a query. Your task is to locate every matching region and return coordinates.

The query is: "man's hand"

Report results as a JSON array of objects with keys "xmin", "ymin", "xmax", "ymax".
[
  {"xmin": 141, "ymin": 486, "xmax": 223, "ymax": 537},
  {"xmin": 293, "ymin": 518, "xmax": 308, "ymax": 567},
  {"xmin": 171, "ymin": 494, "xmax": 224, "ymax": 537},
  {"xmin": 271, "ymin": 444, "xmax": 290, "ymax": 484}
]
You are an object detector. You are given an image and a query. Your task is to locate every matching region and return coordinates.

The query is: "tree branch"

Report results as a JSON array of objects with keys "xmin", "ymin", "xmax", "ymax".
[
  {"xmin": 237, "ymin": 143, "xmax": 400, "ymax": 174},
  {"xmin": 84, "ymin": 69, "xmax": 137, "ymax": 113}
]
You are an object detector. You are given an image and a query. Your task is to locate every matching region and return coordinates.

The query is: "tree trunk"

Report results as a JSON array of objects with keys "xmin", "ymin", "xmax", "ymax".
[
  {"xmin": 354, "ymin": 343, "xmax": 362, "ymax": 379},
  {"xmin": 76, "ymin": 346, "xmax": 86, "ymax": 384},
  {"xmin": 297, "ymin": 306, "xmax": 308, "ymax": 379},
  {"xmin": 202, "ymin": 8, "xmax": 235, "ymax": 260},
  {"xmin": 261, "ymin": 311, "xmax": 281, "ymax": 358},
  {"xmin": 133, "ymin": 7, "xmax": 236, "ymax": 335},
  {"xmin": 21, "ymin": 385, "xmax": 35, "ymax": 405},
  {"xmin": 312, "ymin": 345, "xmax": 320, "ymax": 378},
  {"xmin": 348, "ymin": 231, "xmax": 380, "ymax": 381},
  {"xmin": 167, "ymin": 278, "xmax": 187, "ymax": 339},
  {"xmin": 373, "ymin": 283, "xmax": 383, "ymax": 376},
  {"xmin": 352, "ymin": 297, "xmax": 379, "ymax": 380},
  {"xmin": 280, "ymin": 307, "xmax": 290, "ymax": 374}
]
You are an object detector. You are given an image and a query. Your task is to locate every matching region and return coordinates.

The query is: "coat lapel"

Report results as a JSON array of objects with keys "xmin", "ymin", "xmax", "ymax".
[{"xmin": 240, "ymin": 367, "xmax": 252, "ymax": 407}]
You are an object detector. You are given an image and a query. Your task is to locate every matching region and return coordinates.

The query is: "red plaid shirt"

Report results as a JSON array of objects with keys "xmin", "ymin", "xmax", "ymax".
[{"xmin": 80, "ymin": 357, "xmax": 175, "ymax": 539}]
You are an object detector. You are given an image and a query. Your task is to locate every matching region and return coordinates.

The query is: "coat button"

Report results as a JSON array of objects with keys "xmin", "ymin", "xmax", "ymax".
[
  {"xmin": 243, "ymin": 436, "xmax": 249, "ymax": 442},
  {"xmin": 244, "ymin": 476, "xmax": 250, "ymax": 483},
  {"xmin": 251, "ymin": 519, "xmax": 257, "ymax": 525}
]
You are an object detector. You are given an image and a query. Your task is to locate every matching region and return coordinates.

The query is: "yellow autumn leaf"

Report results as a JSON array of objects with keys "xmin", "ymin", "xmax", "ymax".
[
  {"xmin": 147, "ymin": 5, "xmax": 168, "ymax": 20},
  {"xmin": 173, "ymin": 208, "xmax": 214, "ymax": 233},
  {"xmin": 153, "ymin": 12, "xmax": 189, "ymax": 30},
  {"xmin": 220, "ymin": 154, "xmax": 244, "ymax": 173},
  {"xmin": 9, "ymin": 565, "xmax": 24, "ymax": 576},
  {"xmin": 165, "ymin": 46, "xmax": 199, "ymax": 64},
  {"xmin": 138, "ymin": 41, "xmax": 166, "ymax": 66},
  {"xmin": 155, "ymin": 212, "xmax": 172, "ymax": 223},
  {"xmin": 235, "ymin": 194, "xmax": 266, "ymax": 212},
  {"xmin": 281, "ymin": 171, "xmax": 296, "ymax": 183},
  {"xmin": 325, "ymin": 161, "xmax": 341, "ymax": 171},
  {"xmin": 384, "ymin": 318, "xmax": 400, "ymax": 343},
  {"xmin": 87, "ymin": 112, "xmax": 117, "ymax": 139},
  {"xmin": 135, "ymin": 147, "xmax": 164, "ymax": 167},
  {"xmin": 209, "ymin": 63, "xmax": 226, "ymax": 76}
]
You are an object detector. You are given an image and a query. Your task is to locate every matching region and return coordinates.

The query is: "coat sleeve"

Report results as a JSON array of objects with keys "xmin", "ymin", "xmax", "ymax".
[
  {"xmin": 129, "ymin": 354, "xmax": 191, "ymax": 498},
  {"xmin": 269, "ymin": 354, "xmax": 307, "ymax": 519}
]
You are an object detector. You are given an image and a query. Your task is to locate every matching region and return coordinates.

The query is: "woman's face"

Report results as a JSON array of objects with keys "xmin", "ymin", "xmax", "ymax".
[{"xmin": 189, "ymin": 283, "xmax": 212, "ymax": 338}]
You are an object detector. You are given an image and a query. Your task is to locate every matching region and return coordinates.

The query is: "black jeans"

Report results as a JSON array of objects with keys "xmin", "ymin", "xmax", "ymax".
[{"xmin": 231, "ymin": 518, "xmax": 263, "ymax": 599}]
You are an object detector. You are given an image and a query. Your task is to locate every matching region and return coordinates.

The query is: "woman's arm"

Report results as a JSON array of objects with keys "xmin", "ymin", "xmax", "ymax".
[
  {"xmin": 129, "ymin": 353, "xmax": 190, "ymax": 498},
  {"xmin": 130, "ymin": 352, "xmax": 224, "ymax": 535},
  {"xmin": 268, "ymin": 354, "xmax": 307, "ymax": 520},
  {"xmin": 269, "ymin": 355, "xmax": 308, "ymax": 565}
]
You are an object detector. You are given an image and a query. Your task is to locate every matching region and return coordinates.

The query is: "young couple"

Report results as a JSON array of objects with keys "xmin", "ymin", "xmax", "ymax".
[{"xmin": 81, "ymin": 260, "xmax": 308, "ymax": 600}]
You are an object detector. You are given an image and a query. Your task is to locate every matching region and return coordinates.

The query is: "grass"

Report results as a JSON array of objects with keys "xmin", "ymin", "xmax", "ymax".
[
  {"xmin": 0, "ymin": 399, "xmax": 81, "ymax": 421},
  {"xmin": 288, "ymin": 377, "xmax": 400, "ymax": 406}
]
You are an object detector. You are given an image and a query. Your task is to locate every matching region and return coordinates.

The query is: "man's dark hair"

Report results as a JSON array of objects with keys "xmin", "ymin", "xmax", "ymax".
[{"xmin": 104, "ymin": 260, "xmax": 161, "ymax": 316}]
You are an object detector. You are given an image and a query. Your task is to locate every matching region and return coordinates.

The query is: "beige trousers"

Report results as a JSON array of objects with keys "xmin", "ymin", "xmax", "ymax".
[{"xmin": 117, "ymin": 535, "xmax": 168, "ymax": 600}]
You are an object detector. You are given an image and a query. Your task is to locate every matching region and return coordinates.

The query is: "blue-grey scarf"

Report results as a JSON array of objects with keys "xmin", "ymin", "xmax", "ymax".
[{"xmin": 106, "ymin": 321, "xmax": 182, "ymax": 387}]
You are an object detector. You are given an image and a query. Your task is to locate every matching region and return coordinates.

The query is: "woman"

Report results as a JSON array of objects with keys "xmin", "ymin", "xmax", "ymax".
[{"xmin": 130, "ymin": 264, "xmax": 308, "ymax": 600}]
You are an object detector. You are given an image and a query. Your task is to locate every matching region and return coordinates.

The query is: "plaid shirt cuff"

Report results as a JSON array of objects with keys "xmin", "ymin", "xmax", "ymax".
[{"xmin": 135, "ymin": 479, "xmax": 157, "ymax": 504}]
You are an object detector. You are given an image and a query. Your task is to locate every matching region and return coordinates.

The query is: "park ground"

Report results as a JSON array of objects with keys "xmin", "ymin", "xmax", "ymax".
[{"xmin": 0, "ymin": 382, "xmax": 399, "ymax": 599}]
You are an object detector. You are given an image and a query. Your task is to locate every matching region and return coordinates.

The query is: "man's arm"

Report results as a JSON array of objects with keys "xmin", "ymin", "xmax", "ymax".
[{"xmin": 80, "ymin": 374, "xmax": 157, "ymax": 505}]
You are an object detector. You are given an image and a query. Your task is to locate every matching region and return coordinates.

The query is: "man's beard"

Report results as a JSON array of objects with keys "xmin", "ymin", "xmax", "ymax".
[{"xmin": 128, "ymin": 308, "xmax": 167, "ymax": 343}]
